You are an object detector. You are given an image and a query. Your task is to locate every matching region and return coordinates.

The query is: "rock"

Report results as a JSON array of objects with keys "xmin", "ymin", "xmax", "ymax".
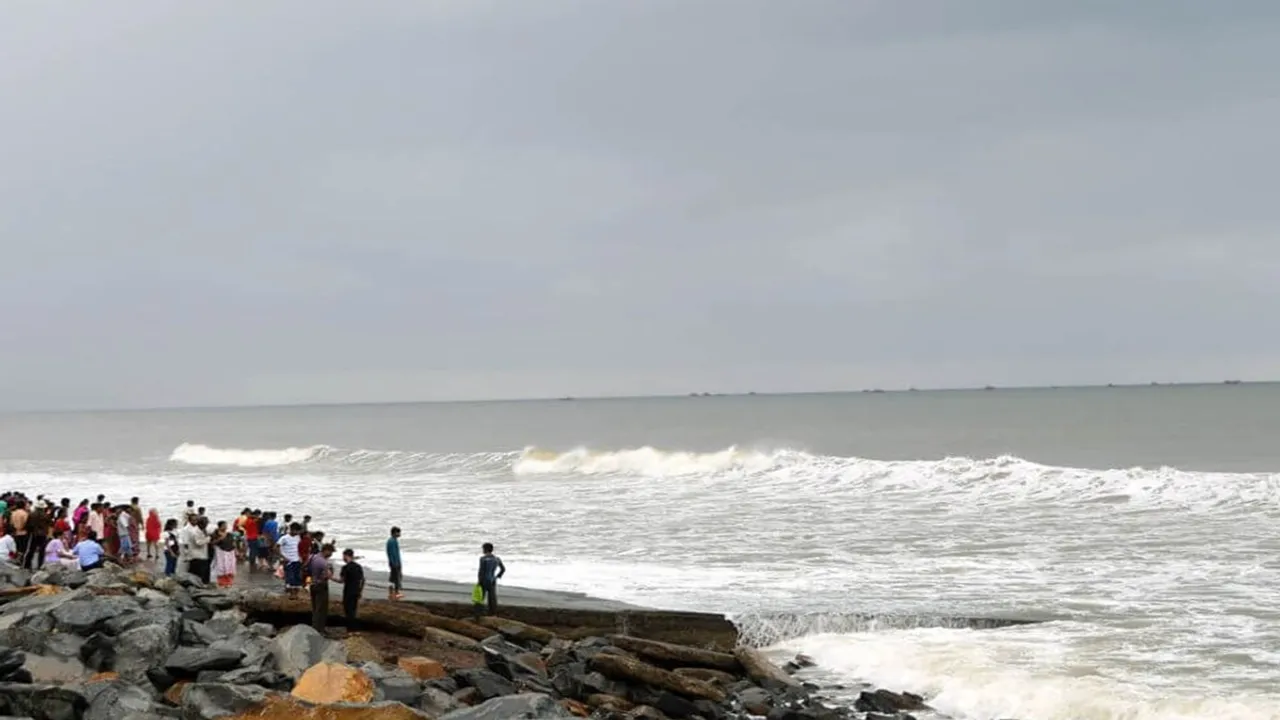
[
  {"xmin": 30, "ymin": 565, "xmax": 88, "ymax": 589},
  {"xmin": 590, "ymin": 652, "xmax": 726, "ymax": 703},
  {"xmin": 0, "ymin": 563, "xmax": 31, "ymax": 590},
  {"xmin": 562, "ymin": 698, "xmax": 590, "ymax": 717},
  {"xmin": 42, "ymin": 633, "xmax": 86, "ymax": 660},
  {"xmin": 453, "ymin": 668, "xmax": 517, "ymax": 701},
  {"xmin": 104, "ymin": 607, "xmax": 182, "ymax": 639},
  {"xmin": 587, "ymin": 693, "xmax": 634, "ymax": 712},
  {"xmin": 475, "ymin": 617, "xmax": 557, "ymax": 647},
  {"xmin": 737, "ymin": 686, "xmax": 775, "ymax": 715},
  {"xmin": 439, "ymin": 692, "xmax": 573, "ymax": 720},
  {"xmin": 79, "ymin": 633, "xmax": 116, "ymax": 672},
  {"xmin": 3, "ymin": 611, "xmax": 56, "ymax": 655},
  {"xmin": 146, "ymin": 667, "xmax": 178, "ymax": 693},
  {"xmin": 269, "ymin": 625, "xmax": 343, "ymax": 680},
  {"xmin": 626, "ymin": 706, "xmax": 667, "ymax": 720},
  {"xmin": 0, "ymin": 649, "xmax": 24, "ymax": 680},
  {"xmin": 422, "ymin": 627, "xmax": 481, "ymax": 651},
  {"xmin": 216, "ymin": 666, "xmax": 293, "ymax": 691},
  {"xmin": 608, "ymin": 636, "xmax": 740, "ymax": 673},
  {"xmin": 855, "ymin": 689, "xmax": 928, "ymax": 715},
  {"xmin": 673, "ymin": 667, "xmax": 737, "ymax": 686},
  {"xmin": 190, "ymin": 591, "xmax": 235, "ymax": 614},
  {"xmin": 163, "ymin": 646, "xmax": 244, "ymax": 675},
  {"xmin": 23, "ymin": 654, "xmax": 90, "ymax": 685},
  {"xmin": 453, "ymin": 687, "xmax": 482, "ymax": 706},
  {"xmin": 180, "ymin": 683, "xmax": 275, "ymax": 719},
  {"xmin": 50, "ymin": 596, "xmax": 142, "ymax": 635},
  {"xmin": 417, "ymin": 686, "xmax": 463, "ymax": 716},
  {"xmin": 398, "ymin": 656, "xmax": 447, "ymax": 680},
  {"xmin": 651, "ymin": 692, "xmax": 700, "ymax": 719},
  {"xmin": 290, "ymin": 662, "xmax": 375, "ymax": 704},
  {"xmin": 238, "ymin": 696, "xmax": 435, "ymax": 719},
  {"xmin": 376, "ymin": 675, "xmax": 422, "ymax": 705},
  {"xmin": 249, "ymin": 623, "xmax": 276, "ymax": 639},
  {"xmin": 114, "ymin": 623, "xmax": 179, "ymax": 684},
  {"xmin": 734, "ymin": 647, "xmax": 800, "ymax": 689},
  {"xmin": 0, "ymin": 682, "xmax": 88, "ymax": 720},
  {"xmin": 425, "ymin": 676, "xmax": 459, "ymax": 695},
  {"xmin": 342, "ymin": 635, "xmax": 383, "ymax": 664},
  {"xmin": 82, "ymin": 678, "xmax": 162, "ymax": 720},
  {"xmin": 162, "ymin": 680, "xmax": 188, "ymax": 705}
]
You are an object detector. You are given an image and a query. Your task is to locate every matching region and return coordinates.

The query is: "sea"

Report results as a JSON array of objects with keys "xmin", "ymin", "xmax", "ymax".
[{"xmin": 2, "ymin": 384, "xmax": 1279, "ymax": 720}]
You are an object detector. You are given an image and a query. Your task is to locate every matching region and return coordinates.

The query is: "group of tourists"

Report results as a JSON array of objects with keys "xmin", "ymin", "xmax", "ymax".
[{"xmin": 1, "ymin": 491, "xmax": 510, "ymax": 635}]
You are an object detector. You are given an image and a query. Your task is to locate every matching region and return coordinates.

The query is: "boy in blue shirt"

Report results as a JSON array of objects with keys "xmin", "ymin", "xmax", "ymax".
[{"xmin": 385, "ymin": 527, "xmax": 403, "ymax": 601}]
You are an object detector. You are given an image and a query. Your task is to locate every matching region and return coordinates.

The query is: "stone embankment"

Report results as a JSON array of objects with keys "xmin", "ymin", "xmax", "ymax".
[{"xmin": 0, "ymin": 563, "xmax": 937, "ymax": 720}]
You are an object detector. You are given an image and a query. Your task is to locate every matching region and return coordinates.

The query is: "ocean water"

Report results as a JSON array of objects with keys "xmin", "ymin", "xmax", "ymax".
[{"xmin": 2, "ymin": 384, "xmax": 1280, "ymax": 719}]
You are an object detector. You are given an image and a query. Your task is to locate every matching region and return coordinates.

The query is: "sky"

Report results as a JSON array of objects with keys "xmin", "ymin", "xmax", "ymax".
[{"xmin": 1, "ymin": 1, "xmax": 1279, "ymax": 410}]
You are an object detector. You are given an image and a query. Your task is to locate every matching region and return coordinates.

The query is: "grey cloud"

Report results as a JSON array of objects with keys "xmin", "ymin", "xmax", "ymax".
[{"xmin": 1, "ymin": 1, "xmax": 1278, "ymax": 409}]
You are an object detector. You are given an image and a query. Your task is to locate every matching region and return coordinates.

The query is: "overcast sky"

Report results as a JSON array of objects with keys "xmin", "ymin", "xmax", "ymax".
[{"xmin": 2, "ymin": 1, "xmax": 1278, "ymax": 409}]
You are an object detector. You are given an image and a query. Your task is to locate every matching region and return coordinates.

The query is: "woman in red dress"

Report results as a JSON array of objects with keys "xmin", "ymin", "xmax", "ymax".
[{"xmin": 145, "ymin": 510, "xmax": 162, "ymax": 561}]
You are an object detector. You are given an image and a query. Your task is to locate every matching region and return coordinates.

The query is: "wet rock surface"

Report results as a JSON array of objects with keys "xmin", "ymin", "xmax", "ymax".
[{"xmin": 0, "ymin": 559, "xmax": 943, "ymax": 720}]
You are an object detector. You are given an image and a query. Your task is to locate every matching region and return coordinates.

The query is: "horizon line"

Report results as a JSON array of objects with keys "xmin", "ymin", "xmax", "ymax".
[{"xmin": 2, "ymin": 379, "xmax": 1269, "ymax": 415}]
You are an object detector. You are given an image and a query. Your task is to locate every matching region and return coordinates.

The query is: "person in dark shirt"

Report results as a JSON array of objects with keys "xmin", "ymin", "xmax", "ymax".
[
  {"xmin": 308, "ymin": 544, "xmax": 334, "ymax": 633},
  {"xmin": 338, "ymin": 549, "xmax": 365, "ymax": 626},
  {"xmin": 477, "ymin": 542, "xmax": 506, "ymax": 616}
]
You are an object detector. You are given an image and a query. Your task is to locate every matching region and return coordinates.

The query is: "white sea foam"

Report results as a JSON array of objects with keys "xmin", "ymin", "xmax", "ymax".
[{"xmin": 169, "ymin": 442, "xmax": 328, "ymax": 467}]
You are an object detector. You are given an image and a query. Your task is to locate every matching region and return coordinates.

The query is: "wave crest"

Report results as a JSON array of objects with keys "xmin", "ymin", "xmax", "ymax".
[
  {"xmin": 169, "ymin": 443, "xmax": 327, "ymax": 467},
  {"xmin": 514, "ymin": 445, "xmax": 791, "ymax": 476}
]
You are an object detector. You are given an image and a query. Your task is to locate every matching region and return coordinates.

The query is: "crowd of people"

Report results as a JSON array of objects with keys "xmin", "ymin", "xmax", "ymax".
[{"xmin": 0, "ymin": 491, "xmax": 509, "ymax": 634}]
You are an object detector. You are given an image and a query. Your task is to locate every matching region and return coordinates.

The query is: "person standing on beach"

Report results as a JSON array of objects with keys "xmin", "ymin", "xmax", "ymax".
[
  {"xmin": 116, "ymin": 507, "xmax": 135, "ymax": 565},
  {"xmin": 26, "ymin": 503, "xmax": 49, "ymax": 571},
  {"xmin": 385, "ymin": 527, "xmax": 404, "ymax": 601},
  {"xmin": 308, "ymin": 543, "xmax": 334, "ymax": 633},
  {"xmin": 338, "ymin": 548, "xmax": 364, "ymax": 626},
  {"xmin": 187, "ymin": 517, "xmax": 211, "ymax": 583},
  {"xmin": 9, "ymin": 500, "xmax": 29, "ymax": 569},
  {"xmin": 145, "ymin": 509, "xmax": 161, "ymax": 561},
  {"xmin": 477, "ymin": 542, "xmax": 506, "ymax": 616},
  {"xmin": 279, "ymin": 523, "xmax": 303, "ymax": 597},
  {"xmin": 162, "ymin": 519, "xmax": 180, "ymax": 576}
]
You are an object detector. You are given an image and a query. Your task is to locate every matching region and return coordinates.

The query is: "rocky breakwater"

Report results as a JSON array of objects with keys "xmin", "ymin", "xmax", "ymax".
[{"xmin": 0, "ymin": 562, "xmax": 933, "ymax": 720}]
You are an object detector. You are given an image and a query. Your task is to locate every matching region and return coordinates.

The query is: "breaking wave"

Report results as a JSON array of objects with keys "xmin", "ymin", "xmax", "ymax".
[
  {"xmin": 730, "ymin": 611, "xmax": 1044, "ymax": 648},
  {"xmin": 165, "ymin": 443, "xmax": 1280, "ymax": 509}
]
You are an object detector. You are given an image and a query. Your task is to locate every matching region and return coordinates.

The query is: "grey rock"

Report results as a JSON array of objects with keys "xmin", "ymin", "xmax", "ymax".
[
  {"xmin": 377, "ymin": 675, "xmax": 423, "ymax": 705},
  {"xmin": 4, "ymin": 613, "xmax": 56, "ymax": 655},
  {"xmin": 652, "ymin": 691, "xmax": 700, "ymax": 719},
  {"xmin": 105, "ymin": 608, "xmax": 182, "ymax": 641},
  {"xmin": 179, "ymin": 683, "xmax": 273, "ymax": 720},
  {"xmin": 417, "ymin": 686, "xmax": 464, "ymax": 717},
  {"xmin": 247, "ymin": 623, "xmax": 275, "ymax": 638},
  {"xmin": 439, "ymin": 693, "xmax": 573, "ymax": 720},
  {"xmin": 29, "ymin": 565, "xmax": 87, "ymax": 589},
  {"xmin": 180, "ymin": 620, "xmax": 219, "ymax": 647},
  {"xmin": 190, "ymin": 592, "xmax": 234, "ymax": 614},
  {"xmin": 0, "ymin": 682, "xmax": 88, "ymax": 720},
  {"xmin": 79, "ymin": 634, "xmax": 116, "ymax": 672},
  {"xmin": 454, "ymin": 668, "xmax": 517, "ymax": 701},
  {"xmin": 0, "ymin": 564, "xmax": 31, "ymax": 590},
  {"xmin": 23, "ymin": 654, "xmax": 89, "ymax": 685},
  {"xmin": 267, "ymin": 625, "xmax": 342, "ymax": 680},
  {"xmin": 41, "ymin": 633, "xmax": 85, "ymax": 660},
  {"xmin": 114, "ymin": 624, "xmax": 179, "ymax": 685},
  {"xmin": 216, "ymin": 667, "xmax": 293, "ymax": 692},
  {"xmin": 425, "ymin": 676, "xmax": 459, "ymax": 695},
  {"xmin": 82, "ymin": 679, "xmax": 161, "ymax": 720},
  {"xmin": 163, "ymin": 646, "xmax": 243, "ymax": 675},
  {"xmin": 50, "ymin": 597, "xmax": 142, "ymax": 635}
]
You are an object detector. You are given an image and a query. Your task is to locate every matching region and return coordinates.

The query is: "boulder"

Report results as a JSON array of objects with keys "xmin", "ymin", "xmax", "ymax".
[
  {"xmin": 475, "ymin": 617, "xmax": 557, "ymax": 646},
  {"xmin": 590, "ymin": 652, "xmax": 726, "ymax": 703},
  {"xmin": 608, "ymin": 636, "xmax": 739, "ymax": 673},
  {"xmin": 417, "ymin": 686, "xmax": 463, "ymax": 716},
  {"xmin": 439, "ymin": 693, "xmax": 574, "ymax": 720},
  {"xmin": 50, "ymin": 596, "xmax": 142, "ymax": 635},
  {"xmin": 23, "ymin": 654, "xmax": 90, "ymax": 685},
  {"xmin": 423, "ymin": 626, "xmax": 481, "ymax": 651},
  {"xmin": 586, "ymin": 693, "xmax": 634, "ymax": 712},
  {"xmin": 163, "ymin": 646, "xmax": 244, "ymax": 675},
  {"xmin": 0, "ymin": 563, "xmax": 31, "ymax": 590},
  {"xmin": 342, "ymin": 635, "xmax": 384, "ymax": 664},
  {"xmin": 397, "ymin": 657, "xmax": 446, "ymax": 680},
  {"xmin": 290, "ymin": 662, "xmax": 375, "ymax": 704},
  {"xmin": 0, "ymin": 682, "xmax": 88, "ymax": 720},
  {"xmin": 104, "ymin": 606, "xmax": 182, "ymax": 640},
  {"xmin": 30, "ymin": 565, "xmax": 87, "ymax": 589},
  {"xmin": 232, "ymin": 696, "xmax": 434, "ymax": 719},
  {"xmin": 81, "ymin": 677, "xmax": 162, "ymax": 720},
  {"xmin": 376, "ymin": 675, "xmax": 423, "ymax": 705},
  {"xmin": 42, "ymin": 633, "xmax": 86, "ymax": 661},
  {"xmin": 180, "ymin": 682, "xmax": 275, "ymax": 720},
  {"xmin": 673, "ymin": 667, "xmax": 737, "ymax": 686},
  {"xmin": 269, "ymin": 625, "xmax": 344, "ymax": 680},
  {"xmin": 3, "ymin": 611, "xmax": 57, "ymax": 655},
  {"xmin": 854, "ymin": 689, "xmax": 928, "ymax": 714},
  {"xmin": 737, "ymin": 686, "xmax": 775, "ymax": 715},
  {"xmin": 453, "ymin": 668, "xmax": 517, "ymax": 701},
  {"xmin": 733, "ymin": 647, "xmax": 799, "ymax": 688},
  {"xmin": 113, "ymin": 623, "xmax": 179, "ymax": 684}
]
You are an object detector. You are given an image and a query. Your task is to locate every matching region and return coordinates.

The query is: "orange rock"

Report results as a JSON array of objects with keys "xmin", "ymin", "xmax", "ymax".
[
  {"xmin": 561, "ymin": 698, "xmax": 591, "ymax": 717},
  {"xmin": 397, "ymin": 656, "xmax": 447, "ymax": 680},
  {"xmin": 164, "ymin": 681, "xmax": 190, "ymax": 706},
  {"xmin": 227, "ymin": 696, "xmax": 430, "ymax": 719},
  {"xmin": 290, "ymin": 662, "xmax": 375, "ymax": 704},
  {"xmin": 87, "ymin": 672, "xmax": 119, "ymax": 683}
]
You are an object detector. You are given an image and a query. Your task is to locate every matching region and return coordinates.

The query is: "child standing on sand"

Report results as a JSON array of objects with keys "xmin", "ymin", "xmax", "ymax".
[{"xmin": 477, "ymin": 542, "xmax": 506, "ymax": 616}]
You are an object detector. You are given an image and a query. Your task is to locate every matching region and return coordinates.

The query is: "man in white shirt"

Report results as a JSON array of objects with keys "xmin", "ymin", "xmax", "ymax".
[{"xmin": 277, "ymin": 523, "xmax": 303, "ymax": 597}]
